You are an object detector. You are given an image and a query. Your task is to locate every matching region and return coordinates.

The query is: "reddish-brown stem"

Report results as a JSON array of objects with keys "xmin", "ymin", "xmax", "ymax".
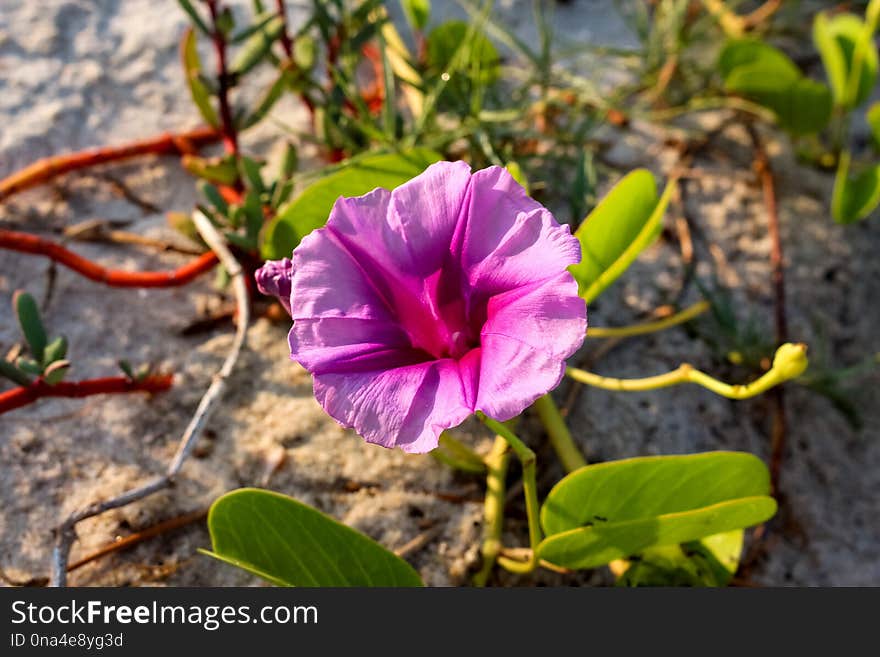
[
  {"xmin": 747, "ymin": 124, "xmax": 788, "ymax": 494},
  {"xmin": 0, "ymin": 374, "xmax": 173, "ymax": 415},
  {"xmin": 274, "ymin": 0, "xmax": 316, "ymax": 120},
  {"xmin": 206, "ymin": 0, "xmax": 239, "ymax": 157},
  {"xmin": 0, "ymin": 127, "xmax": 220, "ymax": 201},
  {"xmin": 0, "ymin": 228, "xmax": 218, "ymax": 287}
]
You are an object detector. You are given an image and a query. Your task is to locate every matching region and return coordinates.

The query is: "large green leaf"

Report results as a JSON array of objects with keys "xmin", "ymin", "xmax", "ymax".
[
  {"xmin": 814, "ymin": 12, "xmax": 879, "ymax": 109},
  {"xmin": 720, "ymin": 39, "xmax": 832, "ymax": 135},
  {"xmin": 537, "ymin": 452, "xmax": 776, "ymax": 571},
  {"xmin": 204, "ymin": 488, "xmax": 423, "ymax": 587},
  {"xmin": 261, "ymin": 149, "xmax": 442, "ymax": 259},
  {"xmin": 832, "ymin": 154, "xmax": 880, "ymax": 224},
  {"xmin": 569, "ymin": 170, "xmax": 673, "ymax": 304}
]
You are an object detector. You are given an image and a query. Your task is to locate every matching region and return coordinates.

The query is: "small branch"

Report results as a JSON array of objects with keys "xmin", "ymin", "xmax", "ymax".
[
  {"xmin": 0, "ymin": 228, "xmax": 217, "ymax": 287},
  {"xmin": 275, "ymin": 0, "xmax": 294, "ymax": 61},
  {"xmin": 0, "ymin": 127, "xmax": 220, "ymax": 201},
  {"xmin": 0, "ymin": 375, "xmax": 173, "ymax": 416},
  {"xmin": 66, "ymin": 508, "xmax": 207, "ymax": 574},
  {"xmin": 586, "ymin": 300, "xmax": 710, "ymax": 340},
  {"xmin": 50, "ymin": 210, "xmax": 249, "ymax": 586}
]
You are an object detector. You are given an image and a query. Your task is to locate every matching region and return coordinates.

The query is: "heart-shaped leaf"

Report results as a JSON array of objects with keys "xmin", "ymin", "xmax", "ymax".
[
  {"xmin": 262, "ymin": 148, "xmax": 442, "ymax": 259},
  {"xmin": 814, "ymin": 12, "xmax": 878, "ymax": 109},
  {"xmin": 537, "ymin": 452, "xmax": 776, "ymax": 571},
  {"xmin": 569, "ymin": 170, "xmax": 674, "ymax": 303},
  {"xmin": 719, "ymin": 39, "xmax": 832, "ymax": 135},
  {"xmin": 204, "ymin": 488, "xmax": 424, "ymax": 587}
]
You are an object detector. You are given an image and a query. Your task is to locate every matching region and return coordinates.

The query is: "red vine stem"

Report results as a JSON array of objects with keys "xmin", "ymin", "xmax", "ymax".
[
  {"xmin": 0, "ymin": 228, "xmax": 218, "ymax": 288},
  {"xmin": 206, "ymin": 0, "xmax": 239, "ymax": 157},
  {"xmin": 0, "ymin": 127, "xmax": 220, "ymax": 201},
  {"xmin": 0, "ymin": 375, "xmax": 173, "ymax": 415}
]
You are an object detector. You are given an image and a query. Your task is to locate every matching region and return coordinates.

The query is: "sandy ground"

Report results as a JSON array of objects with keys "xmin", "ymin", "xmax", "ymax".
[{"xmin": 1, "ymin": 1, "xmax": 878, "ymax": 587}]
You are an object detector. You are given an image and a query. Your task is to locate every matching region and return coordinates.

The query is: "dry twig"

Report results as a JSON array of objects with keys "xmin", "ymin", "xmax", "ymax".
[{"xmin": 49, "ymin": 210, "xmax": 249, "ymax": 586}]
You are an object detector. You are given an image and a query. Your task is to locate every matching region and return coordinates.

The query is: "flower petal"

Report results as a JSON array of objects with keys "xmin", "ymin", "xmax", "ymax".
[
  {"xmin": 312, "ymin": 358, "xmax": 474, "ymax": 453},
  {"xmin": 459, "ymin": 166, "xmax": 582, "ymax": 298},
  {"xmin": 475, "ymin": 271, "xmax": 586, "ymax": 420}
]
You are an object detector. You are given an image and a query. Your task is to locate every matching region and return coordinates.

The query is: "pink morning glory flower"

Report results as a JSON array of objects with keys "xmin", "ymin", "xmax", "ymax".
[{"xmin": 258, "ymin": 161, "xmax": 587, "ymax": 453}]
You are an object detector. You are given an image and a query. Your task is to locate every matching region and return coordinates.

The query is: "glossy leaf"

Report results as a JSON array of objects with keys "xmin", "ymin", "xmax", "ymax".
[
  {"xmin": 537, "ymin": 452, "xmax": 776, "ymax": 571},
  {"xmin": 832, "ymin": 154, "xmax": 880, "ymax": 224},
  {"xmin": 14, "ymin": 291, "xmax": 47, "ymax": 364},
  {"xmin": 43, "ymin": 360, "xmax": 70, "ymax": 385},
  {"xmin": 204, "ymin": 488, "xmax": 423, "ymax": 587},
  {"xmin": 814, "ymin": 12, "xmax": 878, "ymax": 109},
  {"xmin": 181, "ymin": 28, "xmax": 219, "ymax": 128},
  {"xmin": 262, "ymin": 148, "xmax": 442, "ymax": 259},
  {"xmin": 569, "ymin": 170, "xmax": 673, "ymax": 303},
  {"xmin": 720, "ymin": 39, "xmax": 832, "ymax": 135}
]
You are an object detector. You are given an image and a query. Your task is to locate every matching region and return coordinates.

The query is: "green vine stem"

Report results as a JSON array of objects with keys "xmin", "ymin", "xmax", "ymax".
[
  {"xmin": 473, "ymin": 435, "xmax": 510, "ymax": 587},
  {"xmin": 532, "ymin": 393, "xmax": 587, "ymax": 473},
  {"xmin": 478, "ymin": 413, "xmax": 542, "ymax": 573}
]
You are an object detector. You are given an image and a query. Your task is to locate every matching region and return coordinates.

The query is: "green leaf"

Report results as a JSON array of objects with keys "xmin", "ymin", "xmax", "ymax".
[
  {"xmin": 719, "ymin": 39, "xmax": 832, "ymax": 135},
  {"xmin": 432, "ymin": 433, "xmax": 486, "ymax": 474},
  {"xmin": 401, "ymin": 0, "xmax": 430, "ymax": 31},
  {"xmin": 14, "ymin": 291, "xmax": 47, "ymax": 364},
  {"xmin": 262, "ymin": 148, "xmax": 442, "ymax": 259},
  {"xmin": 42, "ymin": 336, "xmax": 67, "ymax": 367},
  {"xmin": 184, "ymin": 155, "xmax": 239, "ymax": 186},
  {"xmin": 231, "ymin": 16, "xmax": 284, "ymax": 76},
  {"xmin": 204, "ymin": 488, "xmax": 424, "ymax": 586},
  {"xmin": 181, "ymin": 28, "xmax": 219, "ymax": 128},
  {"xmin": 814, "ymin": 12, "xmax": 879, "ymax": 109},
  {"xmin": 240, "ymin": 157, "xmax": 266, "ymax": 194},
  {"xmin": 293, "ymin": 34, "xmax": 316, "ymax": 71},
  {"xmin": 241, "ymin": 71, "xmax": 291, "ymax": 130},
  {"xmin": 0, "ymin": 359, "xmax": 32, "ymax": 386},
  {"xmin": 867, "ymin": 102, "xmax": 880, "ymax": 149},
  {"xmin": 198, "ymin": 181, "xmax": 231, "ymax": 216},
  {"xmin": 176, "ymin": 0, "xmax": 211, "ymax": 36},
  {"xmin": 832, "ymin": 153, "xmax": 880, "ymax": 224},
  {"xmin": 43, "ymin": 360, "xmax": 70, "ymax": 385},
  {"xmin": 426, "ymin": 20, "xmax": 500, "ymax": 86},
  {"xmin": 118, "ymin": 359, "xmax": 135, "ymax": 380},
  {"xmin": 537, "ymin": 452, "xmax": 776, "ymax": 571},
  {"xmin": 15, "ymin": 357, "xmax": 43, "ymax": 377},
  {"xmin": 569, "ymin": 170, "xmax": 674, "ymax": 303}
]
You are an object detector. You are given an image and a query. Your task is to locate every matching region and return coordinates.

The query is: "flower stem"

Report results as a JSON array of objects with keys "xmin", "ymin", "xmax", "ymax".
[
  {"xmin": 478, "ymin": 413, "xmax": 542, "ymax": 573},
  {"xmin": 532, "ymin": 394, "xmax": 586, "ymax": 473},
  {"xmin": 586, "ymin": 300, "xmax": 710, "ymax": 340},
  {"xmin": 566, "ymin": 342, "xmax": 808, "ymax": 399},
  {"xmin": 0, "ymin": 127, "xmax": 220, "ymax": 201},
  {"xmin": 473, "ymin": 435, "xmax": 510, "ymax": 586},
  {"xmin": 0, "ymin": 228, "xmax": 218, "ymax": 287}
]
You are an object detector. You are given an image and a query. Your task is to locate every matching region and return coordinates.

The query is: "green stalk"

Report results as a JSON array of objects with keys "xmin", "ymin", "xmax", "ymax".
[
  {"xmin": 473, "ymin": 435, "xmax": 510, "ymax": 586},
  {"xmin": 478, "ymin": 413, "xmax": 542, "ymax": 572},
  {"xmin": 532, "ymin": 393, "xmax": 586, "ymax": 473}
]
